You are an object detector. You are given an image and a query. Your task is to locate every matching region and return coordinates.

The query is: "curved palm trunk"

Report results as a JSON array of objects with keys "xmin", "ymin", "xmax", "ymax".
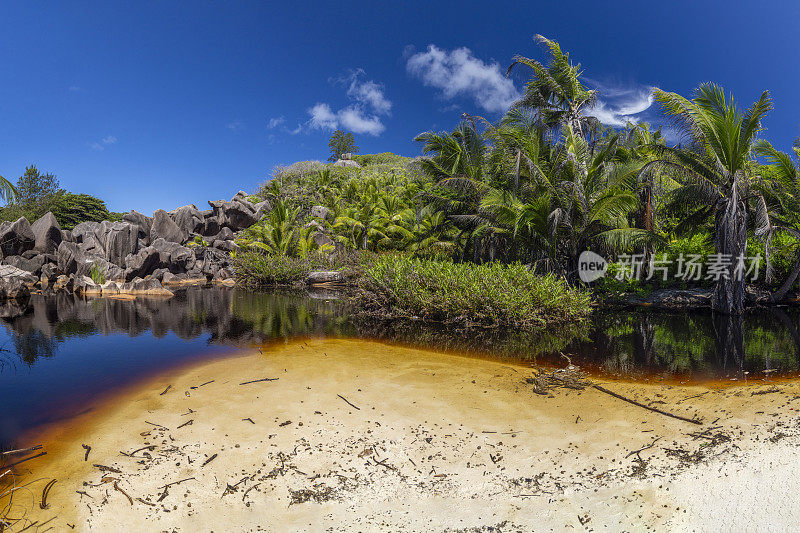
[
  {"xmin": 770, "ymin": 249, "xmax": 800, "ymax": 302},
  {"xmin": 713, "ymin": 185, "xmax": 748, "ymax": 315}
]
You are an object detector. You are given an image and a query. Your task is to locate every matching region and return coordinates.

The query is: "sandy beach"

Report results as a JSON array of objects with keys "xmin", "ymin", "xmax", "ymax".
[{"xmin": 5, "ymin": 337, "xmax": 800, "ymax": 532}]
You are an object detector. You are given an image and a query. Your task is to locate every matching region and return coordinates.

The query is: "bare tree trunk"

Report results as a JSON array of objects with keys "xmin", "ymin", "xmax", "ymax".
[
  {"xmin": 513, "ymin": 149, "xmax": 521, "ymax": 193},
  {"xmin": 771, "ymin": 249, "xmax": 800, "ymax": 302},
  {"xmin": 713, "ymin": 184, "xmax": 747, "ymax": 315}
]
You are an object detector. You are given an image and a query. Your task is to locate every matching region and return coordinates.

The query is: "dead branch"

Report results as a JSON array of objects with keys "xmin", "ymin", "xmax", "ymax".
[
  {"xmin": 202, "ymin": 454, "xmax": 218, "ymax": 467},
  {"xmin": 40, "ymin": 479, "xmax": 57, "ymax": 509},
  {"xmin": 337, "ymin": 394, "xmax": 360, "ymax": 410},
  {"xmin": 113, "ymin": 482, "xmax": 133, "ymax": 505},
  {"xmin": 239, "ymin": 377, "xmax": 279, "ymax": 385},
  {"xmin": 592, "ymin": 384, "xmax": 703, "ymax": 425},
  {"xmin": 3, "ymin": 451, "xmax": 47, "ymax": 469}
]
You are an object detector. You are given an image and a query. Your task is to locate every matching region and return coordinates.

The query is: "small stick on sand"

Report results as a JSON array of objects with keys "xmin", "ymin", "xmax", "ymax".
[
  {"xmin": 82, "ymin": 444, "xmax": 91, "ymax": 461},
  {"xmin": 202, "ymin": 454, "xmax": 218, "ymax": 467},
  {"xmin": 337, "ymin": 394, "xmax": 360, "ymax": 410},
  {"xmin": 113, "ymin": 481, "xmax": 133, "ymax": 505},
  {"xmin": 4, "ymin": 451, "xmax": 47, "ymax": 469},
  {"xmin": 93, "ymin": 464, "xmax": 121, "ymax": 474},
  {"xmin": 242, "ymin": 418, "xmax": 255, "ymax": 424},
  {"xmin": 159, "ymin": 385, "xmax": 172, "ymax": 396},
  {"xmin": 40, "ymin": 479, "xmax": 57, "ymax": 509},
  {"xmin": 136, "ymin": 497, "xmax": 156, "ymax": 507},
  {"xmin": 239, "ymin": 377, "xmax": 279, "ymax": 385},
  {"xmin": 592, "ymin": 384, "xmax": 703, "ymax": 425},
  {"xmin": 190, "ymin": 380, "xmax": 215, "ymax": 390},
  {"xmin": 144, "ymin": 421, "xmax": 168, "ymax": 430},
  {"xmin": 625, "ymin": 437, "xmax": 663, "ymax": 458},
  {"xmin": 177, "ymin": 419, "xmax": 194, "ymax": 429},
  {"xmin": 1, "ymin": 445, "xmax": 43, "ymax": 456}
]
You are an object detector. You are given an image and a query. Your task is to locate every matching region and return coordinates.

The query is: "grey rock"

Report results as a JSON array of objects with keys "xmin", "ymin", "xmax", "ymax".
[
  {"xmin": 151, "ymin": 209, "xmax": 187, "ymax": 244},
  {"xmin": 30, "ymin": 212, "xmax": 63, "ymax": 253},
  {"xmin": 97, "ymin": 221, "xmax": 139, "ymax": 266},
  {"xmin": 170, "ymin": 204, "xmax": 205, "ymax": 235},
  {"xmin": 4, "ymin": 254, "xmax": 46, "ymax": 275},
  {"xmin": 122, "ymin": 210, "xmax": 153, "ymax": 240},
  {"xmin": 72, "ymin": 221, "xmax": 101, "ymax": 243},
  {"xmin": 332, "ymin": 159, "xmax": 361, "ymax": 168},
  {"xmin": 311, "ymin": 232, "xmax": 334, "ymax": 250},
  {"xmin": 310, "ymin": 205, "xmax": 330, "ymax": 220},
  {"xmin": 0, "ymin": 217, "xmax": 36, "ymax": 257},
  {"xmin": 0, "ymin": 277, "xmax": 31, "ymax": 301},
  {"xmin": 305, "ymin": 271, "xmax": 343, "ymax": 284},
  {"xmin": 57, "ymin": 241, "xmax": 85, "ymax": 276}
]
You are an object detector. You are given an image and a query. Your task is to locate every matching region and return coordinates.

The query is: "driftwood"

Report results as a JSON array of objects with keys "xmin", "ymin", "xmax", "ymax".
[
  {"xmin": 239, "ymin": 377, "xmax": 279, "ymax": 385},
  {"xmin": 337, "ymin": 394, "xmax": 360, "ymax": 410},
  {"xmin": 40, "ymin": 479, "xmax": 57, "ymax": 509},
  {"xmin": 3, "ymin": 451, "xmax": 47, "ymax": 469},
  {"xmin": 1, "ymin": 445, "xmax": 42, "ymax": 457},
  {"xmin": 592, "ymin": 384, "xmax": 703, "ymax": 425}
]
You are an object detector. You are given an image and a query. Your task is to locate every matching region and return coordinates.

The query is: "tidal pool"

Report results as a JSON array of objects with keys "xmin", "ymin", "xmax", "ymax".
[{"xmin": 1, "ymin": 287, "xmax": 799, "ymax": 447}]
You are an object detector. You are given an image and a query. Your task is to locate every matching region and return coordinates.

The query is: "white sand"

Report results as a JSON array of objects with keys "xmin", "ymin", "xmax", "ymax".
[{"xmin": 5, "ymin": 338, "xmax": 800, "ymax": 532}]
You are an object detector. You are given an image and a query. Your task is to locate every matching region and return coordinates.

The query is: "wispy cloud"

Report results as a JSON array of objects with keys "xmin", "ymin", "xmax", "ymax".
[
  {"xmin": 406, "ymin": 45, "xmax": 520, "ymax": 113},
  {"xmin": 267, "ymin": 116, "xmax": 285, "ymax": 129},
  {"xmin": 585, "ymin": 80, "xmax": 655, "ymax": 127},
  {"xmin": 68, "ymin": 85, "xmax": 84, "ymax": 93},
  {"xmin": 304, "ymin": 70, "xmax": 391, "ymax": 136},
  {"xmin": 89, "ymin": 135, "xmax": 118, "ymax": 151},
  {"xmin": 226, "ymin": 120, "xmax": 245, "ymax": 133}
]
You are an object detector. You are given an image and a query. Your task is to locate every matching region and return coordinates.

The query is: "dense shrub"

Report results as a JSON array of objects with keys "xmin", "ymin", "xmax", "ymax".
[{"xmin": 354, "ymin": 253, "xmax": 592, "ymax": 328}]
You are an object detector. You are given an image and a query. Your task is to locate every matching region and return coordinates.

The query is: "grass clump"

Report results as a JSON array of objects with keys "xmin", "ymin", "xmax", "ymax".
[
  {"xmin": 353, "ymin": 253, "xmax": 592, "ymax": 329},
  {"xmin": 231, "ymin": 251, "xmax": 344, "ymax": 288}
]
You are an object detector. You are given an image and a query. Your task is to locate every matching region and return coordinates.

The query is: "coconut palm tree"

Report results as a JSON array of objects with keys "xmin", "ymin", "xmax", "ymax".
[
  {"xmin": 643, "ymin": 84, "xmax": 773, "ymax": 314},
  {"xmin": 0, "ymin": 173, "xmax": 16, "ymax": 204},
  {"xmin": 507, "ymin": 35, "xmax": 599, "ymax": 137},
  {"xmin": 754, "ymin": 140, "xmax": 800, "ymax": 300}
]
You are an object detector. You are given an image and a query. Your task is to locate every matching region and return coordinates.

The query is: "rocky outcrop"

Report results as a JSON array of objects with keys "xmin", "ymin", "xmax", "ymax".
[
  {"xmin": 0, "ymin": 217, "xmax": 36, "ymax": 257},
  {"xmin": 150, "ymin": 209, "xmax": 187, "ymax": 244},
  {"xmin": 30, "ymin": 212, "xmax": 63, "ymax": 253},
  {"xmin": 0, "ymin": 191, "xmax": 277, "ymax": 299},
  {"xmin": 305, "ymin": 271, "xmax": 344, "ymax": 284}
]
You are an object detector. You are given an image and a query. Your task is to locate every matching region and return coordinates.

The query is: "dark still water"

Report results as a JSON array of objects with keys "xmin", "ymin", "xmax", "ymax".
[{"xmin": 2, "ymin": 287, "xmax": 800, "ymax": 445}]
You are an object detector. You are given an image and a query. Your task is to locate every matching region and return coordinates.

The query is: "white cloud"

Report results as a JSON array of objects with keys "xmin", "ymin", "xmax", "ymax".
[
  {"xmin": 89, "ymin": 135, "xmax": 118, "ymax": 151},
  {"xmin": 406, "ymin": 45, "xmax": 520, "ymax": 113},
  {"xmin": 267, "ymin": 116, "xmax": 285, "ymax": 129},
  {"xmin": 585, "ymin": 81, "xmax": 654, "ymax": 127},
  {"xmin": 304, "ymin": 71, "xmax": 392, "ymax": 136},
  {"xmin": 344, "ymin": 73, "xmax": 392, "ymax": 115},
  {"xmin": 338, "ymin": 107, "xmax": 385, "ymax": 135},
  {"xmin": 308, "ymin": 103, "xmax": 339, "ymax": 130},
  {"xmin": 226, "ymin": 120, "xmax": 244, "ymax": 132}
]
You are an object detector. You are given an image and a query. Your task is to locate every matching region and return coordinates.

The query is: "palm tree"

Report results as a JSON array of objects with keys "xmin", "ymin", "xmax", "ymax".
[
  {"xmin": 643, "ymin": 84, "xmax": 773, "ymax": 314},
  {"xmin": 754, "ymin": 140, "xmax": 800, "ymax": 300},
  {"xmin": 0, "ymin": 173, "xmax": 17, "ymax": 204},
  {"xmin": 414, "ymin": 120, "xmax": 487, "ymax": 181},
  {"xmin": 507, "ymin": 35, "xmax": 599, "ymax": 137}
]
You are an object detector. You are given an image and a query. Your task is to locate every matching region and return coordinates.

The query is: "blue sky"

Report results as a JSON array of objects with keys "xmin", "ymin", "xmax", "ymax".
[{"xmin": 1, "ymin": 1, "xmax": 798, "ymax": 215}]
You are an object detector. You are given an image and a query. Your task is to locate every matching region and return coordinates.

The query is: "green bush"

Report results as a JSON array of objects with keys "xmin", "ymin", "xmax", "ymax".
[
  {"xmin": 231, "ymin": 251, "xmax": 345, "ymax": 288},
  {"xmin": 50, "ymin": 193, "xmax": 122, "ymax": 230},
  {"xmin": 354, "ymin": 253, "xmax": 592, "ymax": 328}
]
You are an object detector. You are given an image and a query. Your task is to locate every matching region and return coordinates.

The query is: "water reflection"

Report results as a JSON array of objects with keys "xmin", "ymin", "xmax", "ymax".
[{"xmin": 2, "ymin": 288, "xmax": 800, "ymax": 445}]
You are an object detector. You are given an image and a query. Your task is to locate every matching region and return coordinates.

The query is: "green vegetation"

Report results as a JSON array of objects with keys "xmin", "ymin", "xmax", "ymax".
[
  {"xmin": 354, "ymin": 253, "xmax": 592, "ymax": 328},
  {"xmin": 0, "ymin": 165, "xmax": 122, "ymax": 228},
  {"xmin": 234, "ymin": 34, "xmax": 800, "ymax": 320}
]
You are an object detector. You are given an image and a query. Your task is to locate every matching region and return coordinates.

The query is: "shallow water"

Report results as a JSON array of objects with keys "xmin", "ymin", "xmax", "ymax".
[{"xmin": 1, "ymin": 287, "xmax": 799, "ymax": 445}]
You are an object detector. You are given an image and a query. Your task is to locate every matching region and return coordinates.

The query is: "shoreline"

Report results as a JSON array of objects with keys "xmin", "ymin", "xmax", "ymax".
[{"xmin": 5, "ymin": 338, "xmax": 800, "ymax": 531}]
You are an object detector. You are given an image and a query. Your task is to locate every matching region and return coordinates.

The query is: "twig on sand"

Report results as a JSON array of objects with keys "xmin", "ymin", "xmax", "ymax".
[
  {"xmin": 625, "ymin": 437, "xmax": 663, "ymax": 459},
  {"xmin": 592, "ymin": 384, "xmax": 703, "ymax": 425},
  {"xmin": 239, "ymin": 377, "xmax": 279, "ymax": 385},
  {"xmin": 371, "ymin": 457, "xmax": 397, "ymax": 471},
  {"xmin": 159, "ymin": 385, "xmax": 172, "ymax": 396},
  {"xmin": 3, "ymin": 451, "xmax": 47, "ymax": 469},
  {"xmin": 190, "ymin": 380, "xmax": 215, "ymax": 390},
  {"xmin": 242, "ymin": 418, "xmax": 255, "ymax": 424},
  {"xmin": 136, "ymin": 497, "xmax": 156, "ymax": 507},
  {"xmin": 1, "ymin": 445, "xmax": 42, "ymax": 457},
  {"xmin": 113, "ymin": 482, "xmax": 133, "ymax": 505},
  {"xmin": 121, "ymin": 445, "xmax": 156, "ymax": 457},
  {"xmin": 76, "ymin": 490, "xmax": 93, "ymax": 500},
  {"xmin": 93, "ymin": 464, "xmax": 121, "ymax": 474},
  {"xmin": 40, "ymin": 479, "xmax": 57, "ymax": 509},
  {"xmin": 177, "ymin": 419, "xmax": 194, "ymax": 429},
  {"xmin": 82, "ymin": 444, "xmax": 91, "ymax": 461},
  {"xmin": 156, "ymin": 477, "xmax": 195, "ymax": 502},
  {"xmin": 144, "ymin": 421, "xmax": 168, "ymax": 430},
  {"xmin": 202, "ymin": 454, "xmax": 218, "ymax": 467},
  {"xmin": 337, "ymin": 394, "xmax": 360, "ymax": 410},
  {"xmin": 242, "ymin": 483, "xmax": 260, "ymax": 501}
]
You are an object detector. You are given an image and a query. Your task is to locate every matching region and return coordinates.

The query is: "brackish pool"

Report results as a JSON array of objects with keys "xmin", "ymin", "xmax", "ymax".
[{"xmin": 1, "ymin": 287, "xmax": 799, "ymax": 445}]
